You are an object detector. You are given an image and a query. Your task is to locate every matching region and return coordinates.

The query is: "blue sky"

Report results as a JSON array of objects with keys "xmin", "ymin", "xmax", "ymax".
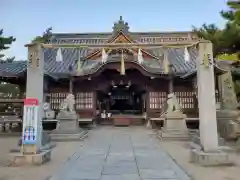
[{"xmin": 2, "ymin": 0, "xmax": 228, "ymax": 60}]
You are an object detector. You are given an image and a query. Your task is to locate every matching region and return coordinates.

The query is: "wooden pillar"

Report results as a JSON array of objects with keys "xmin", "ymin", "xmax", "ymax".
[
  {"xmin": 146, "ymin": 83, "xmax": 150, "ymax": 115},
  {"xmin": 93, "ymin": 91, "xmax": 97, "ymax": 116},
  {"xmin": 69, "ymin": 76, "xmax": 74, "ymax": 94},
  {"xmin": 168, "ymin": 64, "xmax": 174, "ymax": 94}
]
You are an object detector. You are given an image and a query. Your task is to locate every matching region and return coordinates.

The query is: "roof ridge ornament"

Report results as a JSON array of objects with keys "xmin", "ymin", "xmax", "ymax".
[{"xmin": 113, "ymin": 16, "xmax": 129, "ymax": 35}]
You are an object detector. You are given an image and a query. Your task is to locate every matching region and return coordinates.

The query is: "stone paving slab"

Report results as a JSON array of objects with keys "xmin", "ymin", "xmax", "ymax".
[{"xmin": 50, "ymin": 127, "xmax": 191, "ymax": 180}]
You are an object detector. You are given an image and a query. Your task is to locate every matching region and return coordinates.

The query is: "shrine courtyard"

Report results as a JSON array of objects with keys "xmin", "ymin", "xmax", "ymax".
[{"xmin": 0, "ymin": 127, "xmax": 240, "ymax": 180}]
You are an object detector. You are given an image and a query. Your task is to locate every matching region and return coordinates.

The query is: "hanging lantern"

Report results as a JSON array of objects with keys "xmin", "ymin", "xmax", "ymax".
[
  {"xmin": 56, "ymin": 48, "xmax": 63, "ymax": 62},
  {"xmin": 184, "ymin": 47, "xmax": 190, "ymax": 62},
  {"xmin": 120, "ymin": 50, "xmax": 125, "ymax": 75}
]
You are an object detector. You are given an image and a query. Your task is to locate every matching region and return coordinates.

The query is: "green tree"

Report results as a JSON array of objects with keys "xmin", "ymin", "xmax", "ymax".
[
  {"xmin": 32, "ymin": 27, "xmax": 52, "ymax": 43},
  {"xmin": 0, "ymin": 29, "xmax": 16, "ymax": 59},
  {"xmin": 0, "ymin": 83, "xmax": 19, "ymax": 98},
  {"xmin": 193, "ymin": 0, "xmax": 240, "ymax": 58},
  {"xmin": 220, "ymin": 0, "xmax": 240, "ymax": 55},
  {"xmin": 193, "ymin": 24, "xmax": 223, "ymax": 57}
]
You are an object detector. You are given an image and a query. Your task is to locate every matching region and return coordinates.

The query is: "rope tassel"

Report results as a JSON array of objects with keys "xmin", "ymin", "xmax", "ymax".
[
  {"xmin": 56, "ymin": 48, "xmax": 63, "ymax": 62},
  {"xmin": 184, "ymin": 47, "xmax": 190, "ymax": 62},
  {"xmin": 101, "ymin": 48, "xmax": 108, "ymax": 63},
  {"xmin": 137, "ymin": 48, "xmax": 143, "ymax": 64}
]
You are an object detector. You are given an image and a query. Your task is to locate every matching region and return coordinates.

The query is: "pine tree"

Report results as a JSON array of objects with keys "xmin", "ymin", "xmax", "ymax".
[
  {"xmin": 221, "ymin": 0, "xmax": 240, "ymax": 55},
  {"xmin": 193, "ymin": 0, "xmax": 240, "ymax": 58},
  {"xmin": 193, "ymin": 24, "xmax": 223, "ymax": 57},
  {"xmin": 32, "ymin": 27, "xmax": 52, "ymax": 43},
  {"xmin": 0, "ymin": 29, "xmax": 16, "ymax": 59}
]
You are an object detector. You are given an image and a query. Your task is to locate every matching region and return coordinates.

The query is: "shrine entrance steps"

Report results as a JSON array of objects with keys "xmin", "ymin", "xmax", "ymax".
[{"xmin": 98, "ymin": 115, "xmax": 145, "ymax": 126}]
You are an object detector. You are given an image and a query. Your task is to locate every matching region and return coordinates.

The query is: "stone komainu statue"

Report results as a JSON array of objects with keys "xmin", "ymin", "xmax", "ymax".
[
  {"xmin": 166, "ymin": 93, "xmax": 183, "ymax": 113},
  {"xmin": 60, "ymin": 94, "xmax": 75, "ymax": 112},
  {"xmin": 57, "ymin": 93, "xmax": 78, "ymax": 120}
]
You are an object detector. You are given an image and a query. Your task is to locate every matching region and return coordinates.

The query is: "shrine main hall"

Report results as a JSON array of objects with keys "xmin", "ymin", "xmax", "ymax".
[{"xmin": 0, "ymin": 17, "xmax": 224, "ymax": 125}]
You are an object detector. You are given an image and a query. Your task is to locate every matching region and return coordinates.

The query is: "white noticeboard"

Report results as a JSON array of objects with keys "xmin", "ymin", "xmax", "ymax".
[{"xmin": 22, "ymin": 98, "xmax": 39, "ymax": 145}]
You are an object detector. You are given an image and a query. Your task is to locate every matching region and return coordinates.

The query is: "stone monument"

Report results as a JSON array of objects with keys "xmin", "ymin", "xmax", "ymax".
[
  {"xmin": 190, "ymin": 41, "xmax": 233, "ymax": 166},
  {"xmin": 216, "ymin": 71, "xmax": 240, "ymax": 140},
  {"xmin": 9, "ymin": 43, "xmax": 52, "ymax": 166},
  {"xmin": 51, "ymin": 93, "xmax": 87, "ymax": 141},
  {"xmin": 159, "ymin": 93, "xmax": 189, "ymax": 140}
]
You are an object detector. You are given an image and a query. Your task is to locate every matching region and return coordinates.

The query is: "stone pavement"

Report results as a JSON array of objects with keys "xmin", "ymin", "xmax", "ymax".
[{"xmin": 51, "ymin": 127, "xmax": 191, "ymax": 180}]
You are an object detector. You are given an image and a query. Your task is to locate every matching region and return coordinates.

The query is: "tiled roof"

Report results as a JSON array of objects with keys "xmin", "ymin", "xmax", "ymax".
[
  {"xmin": 0, "ymin": 61, "xmax": 27, "ymax": 77},
  {"xmin": 0, "ymin": 33, "xmax": 224, "ymax": 79},
  {"xmin": 0, "ymin": 17, "xmax": 221, "ymax": 79},
  {"xmin": 71, "ymin": 47, "xmax": 197, "ymax": 76}
]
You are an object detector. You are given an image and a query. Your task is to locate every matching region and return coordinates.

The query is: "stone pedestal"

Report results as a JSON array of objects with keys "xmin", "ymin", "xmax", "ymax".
[
  {"xmin": 190, "ymin": 131, "xmax": 234, "ymax": 166},
  {"xmin": 9, "ymin": 149, "xmax": 51, "ymax": 166},
  {"xmin": 56, "ymin": 110, "xmax": 78, "ymax": 120},
  {"xmin": 51, "ymin": 120, "xmax": 87, "ymax": 141},
  {"xmin": 190, "ymin": 132, "xmax": 234, "ymax": 153},
  {"xmin": 159, "ymin": 111, "xmax": 189, "ymax": 141},
  {"xmin": 190, "ymin": 149, "xmax": 234, "ymax": 166},
  {"xmin": 10, "ymin": 131, "xmax": 55, "ymax": 155}
]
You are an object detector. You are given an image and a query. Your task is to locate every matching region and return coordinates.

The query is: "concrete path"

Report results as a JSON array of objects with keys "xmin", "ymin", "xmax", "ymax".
[{"xmin": 51, "ymin": 127, "xmax": 191, "ymax": 180}]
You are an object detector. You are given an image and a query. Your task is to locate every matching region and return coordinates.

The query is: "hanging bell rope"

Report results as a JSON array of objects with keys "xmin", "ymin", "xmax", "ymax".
[{"xmin": 120, "ymin": 50, "xmax": 125, "ymax": 75}]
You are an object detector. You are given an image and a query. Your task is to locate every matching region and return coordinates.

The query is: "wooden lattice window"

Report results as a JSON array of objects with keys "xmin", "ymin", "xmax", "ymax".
[
  {"xmin": 76, "ymin": 92, "xmax": 93, "ymax": 109},
  {"xmin": 49, "ymin": 92, "xmax": 68, "ymax": 110},
  {"xmin": 174, "ymin": 91, "xmax": 194, "ymax": 109},
  {"xmin": 149, "ymin": 92, "xmax": 167, "ymax": 109}
]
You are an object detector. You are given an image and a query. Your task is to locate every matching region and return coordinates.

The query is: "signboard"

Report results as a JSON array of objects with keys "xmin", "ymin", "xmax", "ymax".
[{"xmin": 22, "ymin": 98, "xmax": 39, "ymax": 145}]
